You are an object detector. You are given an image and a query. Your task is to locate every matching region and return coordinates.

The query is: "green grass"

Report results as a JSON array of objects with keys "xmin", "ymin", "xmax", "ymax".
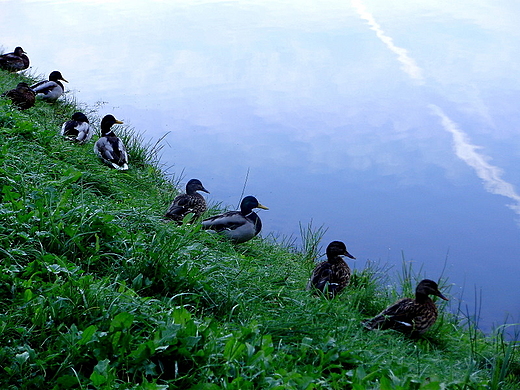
[{"xmin": 0, "ymin": 68, "xmax": 519, "ymax": 389}]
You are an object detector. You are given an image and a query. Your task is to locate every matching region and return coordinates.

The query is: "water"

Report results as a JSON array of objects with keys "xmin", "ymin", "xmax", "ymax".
[{"xmin": 2, "ymin": 0, "xmax": 520, "ymax": 334}]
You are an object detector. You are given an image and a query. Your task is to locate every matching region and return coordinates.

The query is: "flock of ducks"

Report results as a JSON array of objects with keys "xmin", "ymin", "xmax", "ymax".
[
  {"xmin": 164, "ymin": 183, "xmax": 270, "ymax": 244},
  {"xmin": 0, "ymin": 46, "xmax": 449, "ymax": 337}
]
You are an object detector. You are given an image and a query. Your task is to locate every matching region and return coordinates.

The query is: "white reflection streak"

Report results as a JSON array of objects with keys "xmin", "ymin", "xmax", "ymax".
[
  {"xmin": 352, "ymin": 0, "xmax": 520, "ymax": 219},
  {"xmin": 430, "ymin": 105, "xmax": 520, "ymax": 215},
  {"xmin": 351, "ymin": 0, "xmax": 424, "ymax": 84}
]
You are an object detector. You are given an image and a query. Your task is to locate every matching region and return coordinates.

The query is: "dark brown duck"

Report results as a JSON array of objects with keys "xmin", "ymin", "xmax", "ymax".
[
  {"xmin": 363, "ymin": 279, "xmax": 448, "ymax": 336},
  {"xmin": 307, "ymin": 241, "xmax": 356, "ymax": 297},
  {"xmin": 2, "ymin": 82, "xmax": 35, "ymax": 110},
  {"xmin": 164, "ymin": 179, "xmax": 210, "ymax": 223},
  {"xmin": 0, "ymin": 47, "xmax": 30, "ymax": 72}
]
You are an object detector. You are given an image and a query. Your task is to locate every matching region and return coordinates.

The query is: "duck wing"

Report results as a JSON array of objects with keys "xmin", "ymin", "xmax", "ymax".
[
  {"xmin": 309, "ymin": 261, "xmax": 350, "ymax": 295},
  {"xmin": 61, "ymin": 120, "xmax": 80, "ymax": 137},
  {"xmin": 106, "ymin": 137, "xmax": 127, "ymax": 164},
  {"xmin": 0, "ymin": 54, "xmax": 24, "ymax": 71},
  {"xmin": 95, "ymin": 136, "xmax": 128, "ymax": 169},
  {"xmin": 202, "ymin": 211, "xmax": 247, "ymax": 232},
  {"xmin": 115, "ymin": 139, "xmax": 128, "ymax": 165},
  {"xmin": 31, "ymin": 81, "xmax": 59, "ymax": 95},
  {"xmin": 75, "ymin": 122, "xmax": 93, "ymax": 143},
  {"xmin": 62, "ymin": 121, "xmax": 93, "ymax": 143},
  {"xmin": 165, "ymin": 194, "xmax": 193, "ymax": 220},
  {"xmin": 309, "ymin": 262, "xmax": 334, "ymax": 292},
  {"xmin": 363, "ymin": 298, "xmax": 418, "ymax": 332}
]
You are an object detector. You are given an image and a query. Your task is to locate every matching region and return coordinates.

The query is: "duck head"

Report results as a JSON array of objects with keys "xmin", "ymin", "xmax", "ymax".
[
  {"xmin": 186, "ymin": 179, "xmax": 210, "ymax": 194},
  {"xmin": 14, "ymin": 47, "xmax": 26, "ymax": 56},
  {"xmin": 416, "ymin": 279, "xmax": 448, "ymax": 301},
  {"xmin": 49, "ymin": 70, "xmax": 68, "ymax": 83},
  {"xmin": 326, "ymin": 241, "xmax": 356, "ymax": 260},
  {"xmin": 100, "ymin": 114, "xmax": 124, "ymax": 135},
  {"xmin": 71, "ymin": 112, "xmax": 89, "ymax": 123},
  {"xmin": 240, "ymin": 196, "xmax": 268, "ymax": 215}
]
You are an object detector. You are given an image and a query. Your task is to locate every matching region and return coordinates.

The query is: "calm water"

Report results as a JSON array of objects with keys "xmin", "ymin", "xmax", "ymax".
[{"xmin": 2, "ymin": 0, "xmax": 520, "ymax": 333}]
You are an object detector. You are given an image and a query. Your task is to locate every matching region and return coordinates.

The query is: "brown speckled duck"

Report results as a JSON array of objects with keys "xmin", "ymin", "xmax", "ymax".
[
  {"xmin": 0, "ymin": 47, "xmax": 30, "ymax": 72},
  {"xmin": 307, "ymin": 241, "xmax": 355, "ymax": 297},
  {"xmin": 2, "ymin": 82, "xmax": 35, "ymax": 110},
  {"xmin": 164, "ymin": 179, "xmax": 210, "ymax": 223},
  {"xmin": 363, "ymin": 279, "xmax": 448, "ymax": 336}
]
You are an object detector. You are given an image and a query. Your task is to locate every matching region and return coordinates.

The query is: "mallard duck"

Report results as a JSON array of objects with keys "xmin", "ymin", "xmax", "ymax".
[
  {"xmin": 93, "ymin": 114, "xmax": 128, "ymax": 170},
  {"xmin": 31, "ymin": 71, "xmax": 68, "ymax": 101},
  {"xmin": 164, "ymin": 179, "xmax": 210, "ymax": 223},
  {"xmin": 1, "ymin": 82, "xmax": 35, "ymax": 110},
  {"xmin": 0, "ymin": 47, "xmax": 30, "ymax": 72},
  {"xmin": 202, "ymin": 195, "xmax": 268, "ymax": 243},
  {"xmin": 61, "ymin": 112, "xmax": 93, "ymax": 144},
  {"xmin": 307, "ymin": 241, "xmax": 355, "ymax": 297},
  {"xmin": 363, "ymin": 279, "xmax": 448, "ymax": 336}
]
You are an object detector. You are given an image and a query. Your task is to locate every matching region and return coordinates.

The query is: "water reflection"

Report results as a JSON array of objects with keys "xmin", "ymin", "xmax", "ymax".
[{"xmin": 2, "ymin": 0, "xmax": 520, "ymax": 332}]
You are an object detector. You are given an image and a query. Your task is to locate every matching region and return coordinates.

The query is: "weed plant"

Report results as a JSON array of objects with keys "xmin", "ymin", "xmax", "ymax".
[{"xmin": 0, "ymin": 69, "xmax": 519, "ymax": 389}]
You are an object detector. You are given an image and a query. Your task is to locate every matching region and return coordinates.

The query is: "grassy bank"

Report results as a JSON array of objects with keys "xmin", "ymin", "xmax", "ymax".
[{"xmin": 0, "ymin": 69, "xmax": 519, "ymax": 389}]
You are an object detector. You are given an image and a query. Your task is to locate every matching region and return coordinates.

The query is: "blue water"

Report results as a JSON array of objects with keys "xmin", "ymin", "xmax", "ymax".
[{"xmin": 2, "ymin": 0, "xmax": 520, "ymax": 334}]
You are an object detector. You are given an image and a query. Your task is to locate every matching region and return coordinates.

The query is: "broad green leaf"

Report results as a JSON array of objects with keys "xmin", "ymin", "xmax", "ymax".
[{"xmin": 78, "ymin": 325, "xmax": 98, "ymax": 345}]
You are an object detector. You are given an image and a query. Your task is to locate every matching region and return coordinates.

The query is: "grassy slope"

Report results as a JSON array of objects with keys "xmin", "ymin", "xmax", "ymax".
[{"xmin": 0, "ymin": 69, "xmax": 519, "ymax": 389}]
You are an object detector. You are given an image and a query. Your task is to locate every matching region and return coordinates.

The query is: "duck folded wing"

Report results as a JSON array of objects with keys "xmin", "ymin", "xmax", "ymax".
[
  {"xmin": 61, "ymin": 121, "xmax": 89, "ymax": 140},
  {"xmin": 74, "ymin": 122, "xmax": 93, "ymax": 143},
  {"xmin": 31, "ymin": 81, "xmax": 58, "ymax": 94},
  {"xmin": 113, "ymin": 139, "xmax": 128, "ymax": 163},
  {"xmin": 108, "ymin": 139, "xmax": 127, "ymax": 164},
  {"xmin": 0, "ymin": 54, "xmax": 23, "ymax": 70},
  {"xmin": 96, "ymin": 138, "xmax": 127, "ymax": 164},
  {"xmin": 363, "ymin": 298, "xmax": 417, "ymax": 331},
  {"xmin": 0, "ymin": 54, "xmax": 18, "ymax": 63},
  {"xmin": 310, "ymin": 263, "xmax": 333, "ymax": 291},
  {"xmin": 202, "ymin": 211, "xmax": 246, "ymax": 231},
  {"xmin": 165, "ymin": 204, "xmax": 185, "ymax": 218},
  {"xmin": 165, "ymin": 196, "xmax": 191, "ymax": 217}
]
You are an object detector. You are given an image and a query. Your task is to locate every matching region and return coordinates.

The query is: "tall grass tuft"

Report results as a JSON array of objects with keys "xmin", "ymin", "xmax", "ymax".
[{"xmin": 299, "ymin": 219, "xmax": 327, "ymax": 264}]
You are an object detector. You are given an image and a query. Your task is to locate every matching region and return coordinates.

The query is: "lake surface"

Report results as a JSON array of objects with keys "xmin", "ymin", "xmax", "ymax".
[{"xmin": 2, "ymin": 0, "xmax": 520, "ymax": 334}]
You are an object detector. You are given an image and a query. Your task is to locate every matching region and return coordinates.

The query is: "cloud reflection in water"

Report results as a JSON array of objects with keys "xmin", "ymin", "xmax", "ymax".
[{"xmin": 353, "ymin": 0, "xmax": 520, "ymax": 223}]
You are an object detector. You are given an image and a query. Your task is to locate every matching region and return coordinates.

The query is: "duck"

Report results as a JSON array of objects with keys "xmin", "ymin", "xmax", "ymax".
[
  {"xmin": 93, "ymin": 114, "xmax": 129, "ymax": 170},
  {"xmin": 363, "ymin": 279, "xmax": 449, "ymax": 336},
  {"xmin": 1, "ymin": 82, "xmax": 35, "ymax": 110},
  {"xmin": 201, "ymin": 195, "xmax": 268, "ymax": 243},
  {"xmin": 307, "ymin": 241, "xmax": 355, "ymax": 297},
  {"xmin": 0, "ymin": 47, "xmax": 30, "ymax": 72},
  {"xmin": 164, "ymin": 179, "xmax": 210, "ymax": 223},
  {"xmin": 31, "ymin": 71, "xmax": 68, "ymax": 101},
  {"xmin": 61, "ymin": 112, "xmax": 94, "ymax": 144}
]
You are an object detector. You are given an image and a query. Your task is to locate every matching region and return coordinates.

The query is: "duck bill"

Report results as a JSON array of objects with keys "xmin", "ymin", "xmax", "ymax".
[
  {"xmin": 257, "ymin": 203, "xmax": 269, "ymax": 210},
  {"xmin": 436, "ymin": 292, "xmax": 449, "ymax": 301},
  {"xmin": 61, "ymin": 78, "xmax": 69, "ymax": 83},
  {"xmin": 345, "ymin": 251, "xmax": 356, "ymax": 259},
  {"xmin": 201, "ymin": 187, "xmax": 210, "ymax": 194},
  {"xmin": 115, "ymin": 119, "xmax": 124, "ymax": 124}
]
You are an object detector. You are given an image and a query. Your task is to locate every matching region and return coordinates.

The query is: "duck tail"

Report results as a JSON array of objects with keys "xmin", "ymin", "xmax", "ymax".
[
  {"xmin": 164, "ymin": 206, "xmax": 184, "ymax": 221},
  {"xmin": 362, "ymin": 315, "xmax": 385, "ymax": 330},
  {"xmin": 112, "ymin": 163, "xmax": 129, "ymax": 170}
]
